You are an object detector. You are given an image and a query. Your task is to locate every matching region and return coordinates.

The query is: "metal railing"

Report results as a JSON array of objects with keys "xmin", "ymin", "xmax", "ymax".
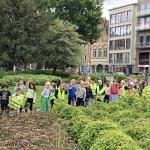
[
  {"xmin": 109, "ymin": 59, "xmax": 130, "ymax": 63},
  {"xmin": 136, "ymin": 41, "xmax": 150, "ymax": 48},
  {"xmin": 139, "ymin": 59, "xmax": 149, "ymax": 65},
  {"xmin": 136, "ymin": 10, "xmax": 150, "ymax": 17},
  {"xmin": 135, "ymin": 24, "xmax": 150, "ymax": 30}
]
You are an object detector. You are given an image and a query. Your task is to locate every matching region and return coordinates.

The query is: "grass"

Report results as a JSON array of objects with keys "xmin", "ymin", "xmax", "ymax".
[{"xmin": 8, "ymin": 86, "xmax": 69, "ymax": 109}]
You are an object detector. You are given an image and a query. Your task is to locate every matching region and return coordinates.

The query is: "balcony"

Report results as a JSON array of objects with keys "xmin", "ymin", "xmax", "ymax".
[
  {"xmin": 135, "ymin": 24, "xmax": 150, "ymax": 31},
  {"xmin": 139, "ymin": 59, "xmax": 149, "ymax": 65},
  {"xmin": 136, "ymin": 42, "xmax": 150, "ymax": 49},
  {"xmin": 115, "ymin": 46, "xmax": 125, "ymax": 50},
  {"xmin": 109, "ymin": 59, "xmax": 130, "ymax": 64},
  {"xmin": 136, "ymin": 10, "xmax": 150, "ymax": 17}
]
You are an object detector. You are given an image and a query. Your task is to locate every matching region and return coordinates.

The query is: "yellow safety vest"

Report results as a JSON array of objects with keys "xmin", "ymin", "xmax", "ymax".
[
  {"xmin": 120, "ymin": 85, "xmax": 126, "ymax": 96},
  {"xmin": 57, "ymin": 88, "xmax": 65, "ymax": 100},
  {"xmin": 96, "ymin": 85, "xmax": 106, "ymax": 101},
  {"xmin": 90, "ymin": 83, "xmax": 97, "ymax": 95},
  {"xmin": 10, "ymin": 94, "xmax": 24, "ymax": 110}
]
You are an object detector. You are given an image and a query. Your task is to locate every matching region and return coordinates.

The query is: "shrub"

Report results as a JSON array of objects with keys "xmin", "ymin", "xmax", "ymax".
[
  {"xmin": 79, "ymin": 120, "xmax": 119, "ymax": 150},
  {"xmin": 53, "ymin": 103, "xmax": 68, "ymax": 114},
  {"xmin": 91, "ymin": 110, "xmax": 111, "ymax": 121},
  {"xmin": 125, "ymin": 118, "xmax": 150, "ymax": 140},
  {"xmin": 0, "ymin": 74, "xmax": 58, "ymax": 86},
  {"xmin": 60, "ymin": 105, "xmax": 84, "ymax": 120},
  {"xmin": 107, "ymin": 101, "xmax": 129, "ymax": 114},
  {"xmin": 89, "ymin": 130, "xmax": 140, "ymax": 150},
  {"xmin": 111, "ymin": 109, "xmax": 140, "ymax": 123},
  {"xmin": 69, "ymin": 117, "xmax": 92, "ymax": 140}
]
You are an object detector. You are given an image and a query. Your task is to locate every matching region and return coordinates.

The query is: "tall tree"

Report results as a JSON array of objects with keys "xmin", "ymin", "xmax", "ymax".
[
  {"xmin": 0, "ymin": 0, "xmax": 50, "ymax": 70},
  {"xmin": 44, "ymin": 19, "xmax": 84, "ymax": 73},
  {"xmin": 37, "ymin": 0, "xmax": 104, "ymax": 43}
]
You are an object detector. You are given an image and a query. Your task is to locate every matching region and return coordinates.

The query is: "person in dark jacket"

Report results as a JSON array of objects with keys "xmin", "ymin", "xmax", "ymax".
[{"xmin": 84, "ymin": 82, "xmax": 93, "ymax": 108}]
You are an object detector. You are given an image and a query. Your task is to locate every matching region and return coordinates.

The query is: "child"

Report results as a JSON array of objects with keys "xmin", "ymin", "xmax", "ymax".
[
  {"xmin": 10, "ymin": 88, "xmax": 24, "ymax": 113},
  {"xmin": 55, "ymin": 83, "xmax": 68, "ymax": 102},
  {"xmin": 68, "ymin": 79, "xmax": 76, "ymax": 106},
  {"xmin": 128, "ymin": 84, "xmax": 134, "ymax": 95},
  {"xmin": 41, "ymin": 82, "xmax": 52, "ymax": 112},
  {"xmin": 110, "ymin": 80, "xmax": 119, "ymax": 102},
  {"xmin": 84, "ymin": 82, "xmax": 93, "ymax": 107},
  {"xmin": 14, "ymin": 78, "xmax": 26, "ymax": 93},
  {"xmin": 76, "ymin": 82, "xmax": 86, "ymax": 106},
  {"xmin": 104, "ymin": 82, "xmax": 110, "ymax": 103},
  {"xmin": 0, "ymin": 84, "xmax": 11, "ymax": 114},
  {"xmin": 24, "ymin": 82, "xmax": 36, "ymax": 113}
]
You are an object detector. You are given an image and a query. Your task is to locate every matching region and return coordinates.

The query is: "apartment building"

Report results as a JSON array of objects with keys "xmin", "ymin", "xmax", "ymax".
[
  {"xmin": 108, "ymin": 3, "xmax": 138, "ymax": 75},
  {"xmin": 136, "ymin": 0, "xmax": 150, "ymax": 73},
  {"xmin": 90, "ymin": 18, "xmax": 109, "ymax": 73}
]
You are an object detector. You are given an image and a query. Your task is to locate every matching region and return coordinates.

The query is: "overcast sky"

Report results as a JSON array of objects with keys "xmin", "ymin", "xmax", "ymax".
[{"xmin": 102, "ymin": 0, "xmax": 137, "ymax": 19}]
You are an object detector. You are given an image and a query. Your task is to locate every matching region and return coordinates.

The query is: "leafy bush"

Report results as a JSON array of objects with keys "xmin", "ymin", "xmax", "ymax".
[
  {"xmin": 53, "ymin": 103, "xmax": 68, "ymax": 114},
  {"xmin": 111, "ymin": 109, "xmax": 140, "ymax": 123},
  {"xmin": 107, "ymin": 101, "xmax": 129, "ymax": 114},
  {"xmin": 89, "ymin": 130, "xmax": 140, "ymax": 150},
  {"xmin": 60, "ymin": 105, "xmax": 84, "ymax": 120},
  {"xmin": 125, "ymin": 118, "xmax": 150, "ymax": 140},
  {"xmin": 69, "ymin": 117, "xmax": 92, "ymax": 140},
  {"xmin": 91, "ymin": 110, "xmax": 111, "ymax": 121},
  {"xmin": 0, "ymin": 74, "xmax": 58, "ymax": 86},
  {"xmin": 79, "ymin": 120, "xmax": 119, "ymax": 150}
]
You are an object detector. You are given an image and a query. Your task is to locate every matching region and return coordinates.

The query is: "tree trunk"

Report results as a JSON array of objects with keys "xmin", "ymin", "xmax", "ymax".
[
  {"xmin": 53, "ymin": 66, "xmax": 57, "ymax": 74},
  {"xmin": 36, "ymin": 62, "xmax": 42, "ymax": 70}
]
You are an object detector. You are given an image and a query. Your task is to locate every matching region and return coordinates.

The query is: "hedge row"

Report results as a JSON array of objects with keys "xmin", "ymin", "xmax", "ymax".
[{"xmin": 53, "ymin": 94, "xmax": 150, "ymax": 150}]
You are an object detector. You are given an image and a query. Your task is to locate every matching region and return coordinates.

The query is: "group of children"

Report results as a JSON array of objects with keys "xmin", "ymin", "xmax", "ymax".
[{"xmin": 0, "ymin": 76, "xmax": 149, "ymax": 114}]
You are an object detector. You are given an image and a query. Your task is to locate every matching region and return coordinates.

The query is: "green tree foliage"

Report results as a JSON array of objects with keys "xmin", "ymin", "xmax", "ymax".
[
  {"xmin": 0, "ymin": 0, "xmax": 49, "ymax": 69},
  {"xmin": 37, "ymin": 0, "xmax": 104, "ymax": 43},
  {"xmin": 44, "ymin": 19, "xmax": 84, "ymax": 73}
]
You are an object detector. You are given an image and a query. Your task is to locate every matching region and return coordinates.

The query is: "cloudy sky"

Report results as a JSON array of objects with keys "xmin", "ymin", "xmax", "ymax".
[{"xmin": 102, "ymin": 0, "xmax": 137, "ymax": 19}]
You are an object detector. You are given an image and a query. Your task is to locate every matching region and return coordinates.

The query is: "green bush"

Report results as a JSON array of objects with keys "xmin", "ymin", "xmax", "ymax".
[
  {"xmin": 60, "ymin": 105, "xmax": 84, "ymax": 120},
  {"xmin": 111, "ymin": 109, "xmax": 140, "ymax": 123},
  {"xmin": 107, "ymin": 101, "xmax": 129, "ymax": 114},
  {"xmin": 0, "ymin": 74, "xmax": 58, "ymax": 86},
  {"xmin": 89, "ymin": 130, "xmax": 140, "ymax": 150},
  {"xmin": 125, "ymin": 118, "xmax": 150, "ymax": 140},
  {"xmin": 139, "ymin": 139, "xmax": 150, "ymax": 150},
  {"xmin": 53, "ymin": 103, "xmax": 68, "ymax": 114},
  {"xmin": 69, "ymin": 117, "xmax": 92, "ymax": 140},
  {"xmin": 91, "ymin": 110, "xmax": 111, "ymax": 121},
  {"xmin": 79, "ymin": 120, "xmax": 119, "ymax": 150}
]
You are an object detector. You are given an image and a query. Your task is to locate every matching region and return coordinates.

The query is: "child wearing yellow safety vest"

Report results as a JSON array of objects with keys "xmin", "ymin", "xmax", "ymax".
[
  {"xmin": 55, "ymin": 83, "xmax": 68, "ymax": 102},
  {"xmin": 96, "ymin": 80, "xmax": 106, "ymax": 101},
  {"xmin": 50, "ymin": 79, "xmax": 61, "ymax": 110},
  {"xmin": 10, "ymin": 88, "xmax": 24, "ymax": 113}
]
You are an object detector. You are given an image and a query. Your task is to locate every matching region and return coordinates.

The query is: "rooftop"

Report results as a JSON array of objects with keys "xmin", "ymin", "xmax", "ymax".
[{"xmin": 109, "ymin": 3, "xmax": 138, "ymax": 11}]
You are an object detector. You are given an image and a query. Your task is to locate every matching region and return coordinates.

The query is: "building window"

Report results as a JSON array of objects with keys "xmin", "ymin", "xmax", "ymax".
[
  {"xmin": 127, "ymin": 10, "xmax": 132, "ymax": 21},
  {"xmin": 147, "ymin": 3, "xmax": 150, "ymax": 10},
  {"xmin": 146, "ymin": 35, "xmax": 150, "ymax": 46},
  {"xmin": 126, "ymin": 24, "xmax": 131, "ymax": 35},
  {"xmin": 93, "ymin": 47, "xmax": 96, "ymax": 58},
  {"xmin": 140, "ymin": 4, "xmax": 145, "ymax": 11},
  {"xmin": 109, "ymin": 41, "xmax": 114, "ymax": 50},
  {"xmin": 115, "ymin": 26, "xmax": 121, "ymax": 36},
  {"xmin": 115, "ymin": 39, "xmax": 125, "ymax": 50},
  {"xmin": 126, "ymin": 39, "xmax": 131, "ymax": 49},
  {"xmin": 103, "ymin": 46, "xmax": 107, "ymax": 58},
  {"xmin": 109, "ymin": 53, "xmax": 113, "ymax": 63},
  {"xmin": 110, "ymin": 27, "xmax": 115, "ymax": 37},
  {"xmin": 121, "ymin": 26, "xmax": 126, "ymax": 36},
  {"xmin": 114, "ymin": 53, "xmax": 124, "ymax": 63},
  {"xmin": 121, "ymin": 12, "xmax": 126, "ymax": 22},
  {"xmin": 146, "ymin": 17, "xmax": 150, "ymax": 27},
  {"xmin": 139, "ymin": 35, "xmax": 144, "ymax": 46},
  {"xmin": 110, "ymin": 14, "xmax": 115, "ymax": 24},
  {"xmin": 116, "ymin": 13, "xmax": 121, "ymax": 23},
  {"xmin": 98, "ymin": 46, "xmax": 102, "ymax": 57}
]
